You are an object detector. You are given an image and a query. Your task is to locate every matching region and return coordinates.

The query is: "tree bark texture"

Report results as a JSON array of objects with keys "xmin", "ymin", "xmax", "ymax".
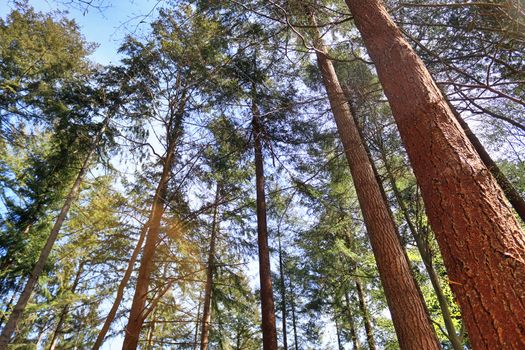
[
  {"xmin": 312, "ymin": 17, "xmax": 441, "ymax": 350},
  {"xmin": 0, "ymin": 116, "xmax": 110, "ymax": 348},
  {"xmin": 252, "ymin": 100, "xmax": 279, "ymax": 350},
  {"xmin": 381, "ymin": 153, "xmax": 463, "ymax": 350},
  {"xmin": 453, "ymin": 110, "xmax": 525, "ymax": 223},
  {"xmin": 344, "ymin": 1, "xmax": 525, "ymax": 348}
]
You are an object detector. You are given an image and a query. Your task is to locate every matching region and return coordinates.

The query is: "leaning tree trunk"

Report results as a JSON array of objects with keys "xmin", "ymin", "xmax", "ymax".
[
  {"xmin": 381, "ymin": 151, "xmax": 463, "ymax": 350},
  {"xmin": 200, "ymin": 185, "xmax": 220, "ymax": 350},
  {"xmin": 252, "ymin": 98, "xmax": 279, "ymax": 350},
  {"xmin": 121, "ymin": 140, "xmax": 176, "ymax": 349},
  {"xmin": 92, "ymin": 222, "xmax": 149, "ymax": 350},
  {"xmin": 311, "ymin": 15, "xmax": 441, "ymax": 350},
  {"xmin": 0, "ymin": 116, "xmax": 110, "ymax": 347},
  {"xmin": 344, "ymin": 1, "xmax": 525, "ymax": 348},
  {"xmin": 452, "ymin": 110, "xmax": 525, "ymax": 223}
]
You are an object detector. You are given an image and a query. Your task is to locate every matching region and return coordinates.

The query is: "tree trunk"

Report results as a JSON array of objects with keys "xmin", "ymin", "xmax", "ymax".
[
  {"xmin": 278, "ymin": 234, "xmax": 288, "ymax": 350},
  {"xmin": 145, "ymin": 310, "xmax": 156, "ymax": 350},
  {"xmin": 288, "ymin": 274, "xmax": 299, "ymax": 350},
  {"xmin": 193, "ymin": 294, "xmax": 202, "ymax": 350},
  {"xmin": 252, "ymin": 98, "xmax": 279, "ymax": 350},
  {"xmin": 344, "ymin": 292, "xmax": 361, "ymax": 350},
  {"xmin": 311, "ymin": 15, "xmax": 441, "ymax": 350},
  {"xmin": 121, "ymin": 141, "xmax": 176, "ymax": 349},
  {"xmin": 355, "ymin": 280, "xmax": 376, "ymax": 350},
  {"xmin": 381, "ymin": 152, "xmax": 463, "ymax": 350},
  {"xmin": 92, "ymin": 221, "xmax": 149, "ymax": 350},
  {"xmin": 200, "ymin": 185, "xmax": 220, "ymax": 350},
  {"xmin": 49, "ymin": 261, "xmax": 84, "ymax": 350},
  {"xmin": 344, "ymin": 1, "xmax": 525, "ymax": 348},
  {"xmin": 0, "ymin": 116, "xmax": 110, "ymax": 347},
  {"xmin": 334, "ymin": 312, "xmax": 344, "ymax": 350},
  {"xmin": 453, "ymin": 110, "xmax": 525, "ymax": 223}
]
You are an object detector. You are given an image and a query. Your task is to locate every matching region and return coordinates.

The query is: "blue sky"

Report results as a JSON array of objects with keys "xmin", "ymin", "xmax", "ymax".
[{"xmin": 2, "ymin": 0, "xmax": 162, "ymax": 65}]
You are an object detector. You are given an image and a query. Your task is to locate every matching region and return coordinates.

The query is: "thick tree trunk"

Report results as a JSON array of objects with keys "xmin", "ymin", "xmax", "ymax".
[
  {"xmin": 92, "ymin": 221, "xmax": 149, "ymax": 350},
  {"xmin": 252, "ymin": 99, "xmax": 279, "ymax": 350},
  {"xmin": 344, "ymin": 1, "xmax": 525, "ymax": 348},
  {"xmin": 0, "ymin": 116, "xmax": 110, "ymax": 347},
  {"xmin": 200, "ymin": 186, "xmax": 220, "ymax": 350},
  {"xmin": 312, "ymin": 16, "xmax": 441, "ymax": 350},
  {"xmin": 278, "ymin": 235, "xmax": 288, "ymax": 350},
  {"xmin": 344, "ymin": 292, "xmax": 361, "ymax": 350},
  {"xmin": 381, "ymin": 154, "xmax": 463, "ymax": 350},
  {"xmin": 49, "ymin": 262, "xmax": 84, "ymax": 350},
  {"xmin": 121, "ymin": 141, "xmax": 176, "ymax": 349}
]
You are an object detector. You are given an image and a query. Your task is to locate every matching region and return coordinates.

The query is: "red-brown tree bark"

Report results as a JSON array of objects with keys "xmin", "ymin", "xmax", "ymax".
[
  {"xmin": 311, "ymin": 15, "xmax": 441, "ymax": 350},
  {"xmin": 344, "ymin": 1, "xmax": 525, "ymax": 348},
  {"xmin": 121, "ymin": 141, "xmax": 175, "ymax": 349}
]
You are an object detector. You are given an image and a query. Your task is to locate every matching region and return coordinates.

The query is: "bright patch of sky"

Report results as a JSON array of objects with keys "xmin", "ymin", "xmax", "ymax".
[{"xmin": 2, "ymin": 0, "xmax": 162, "ymax": 65}]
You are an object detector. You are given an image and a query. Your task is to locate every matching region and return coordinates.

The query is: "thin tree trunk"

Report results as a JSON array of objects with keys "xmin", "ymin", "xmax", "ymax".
[
  {"xmin": 0, "ymin": 116, "xmax": 110, "ymax": 347},
  {"xmin": 200, "ymin": 185, "xmax": 220, "ymax": 350},
  {"xmin": 48, "ymin": 262, "xmax": 84, "ymax": 350},
  {"xmin": 193, "ymin": 294, "xmax": 202, "ymax": 350},
  {"xmin": 311, "ymin": 14, "xmax": 441, "ymax": 350},
  {"xmin": 288, "ymin": 274, "xmax": 299, "ymax": 350},
  {"xmin": 145, "ymin": 310, "xmax": 156, "ymax": 350},
  {"xmin": 252, "ymin": 97, "xmax": 278, "ymax": 350},
  {"xmin": 278, "ymin": 234, "xmax": 288, "ymax": 350},
  {"xmin": 344, "ymin": 1, "xmax": 525, "ymax": 348},
  {"xmin": 355, "ymin": 280, "xmax": 376, "ymax": 350},
  {"xmin": 334, "ymin": 313, "xmax": 344, "ymax": 350},
  {"xmin": 381, "ymin": 153, "xmax": 463, "ymax": 350},
  {"xmin": 92, "ymin": 222, "xmax": 149, "ymax": 350},
  {"xmin": 344, "ymin": 292, "xmax": 361, "ymax": 350},
  {"xmin": 121, "ymin": 141, "xmax": 176, "ymax": 349}
]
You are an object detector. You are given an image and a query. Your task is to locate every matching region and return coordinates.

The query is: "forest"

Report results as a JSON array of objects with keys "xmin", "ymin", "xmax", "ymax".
[{"xmin": 0, "ymin": 0, "xmax": 524, "ymax": 349}]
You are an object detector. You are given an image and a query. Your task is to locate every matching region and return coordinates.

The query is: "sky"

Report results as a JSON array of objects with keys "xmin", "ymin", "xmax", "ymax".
[{"xmin": 2, "ymin": 0, "xmax": 162, "ymax": 65}]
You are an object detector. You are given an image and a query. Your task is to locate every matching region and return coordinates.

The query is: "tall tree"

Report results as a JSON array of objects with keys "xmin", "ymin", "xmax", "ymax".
[
  {"xmin": 120, "ymin": 8, "xmax": 228, "ymax": 348},
  {"xmin": 344, "ymin": 0, "xmax": 525, "ymax": 348},
  {"xmin": 307, "ymin": 11, "xmax": 441, "ymax": 350},
  {"xmin": 252, "ymin": 95, "xmax": 279, "ymax": 350}
]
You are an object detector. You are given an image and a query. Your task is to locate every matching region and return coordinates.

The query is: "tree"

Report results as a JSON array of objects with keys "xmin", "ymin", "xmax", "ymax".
[
  {"xmin": 306, "ymin": 11, "xmax": 441, "ymax": 350},
  {"xmin": 344, "ymin": 0, "xmax": 525, "ymax": 348}
]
